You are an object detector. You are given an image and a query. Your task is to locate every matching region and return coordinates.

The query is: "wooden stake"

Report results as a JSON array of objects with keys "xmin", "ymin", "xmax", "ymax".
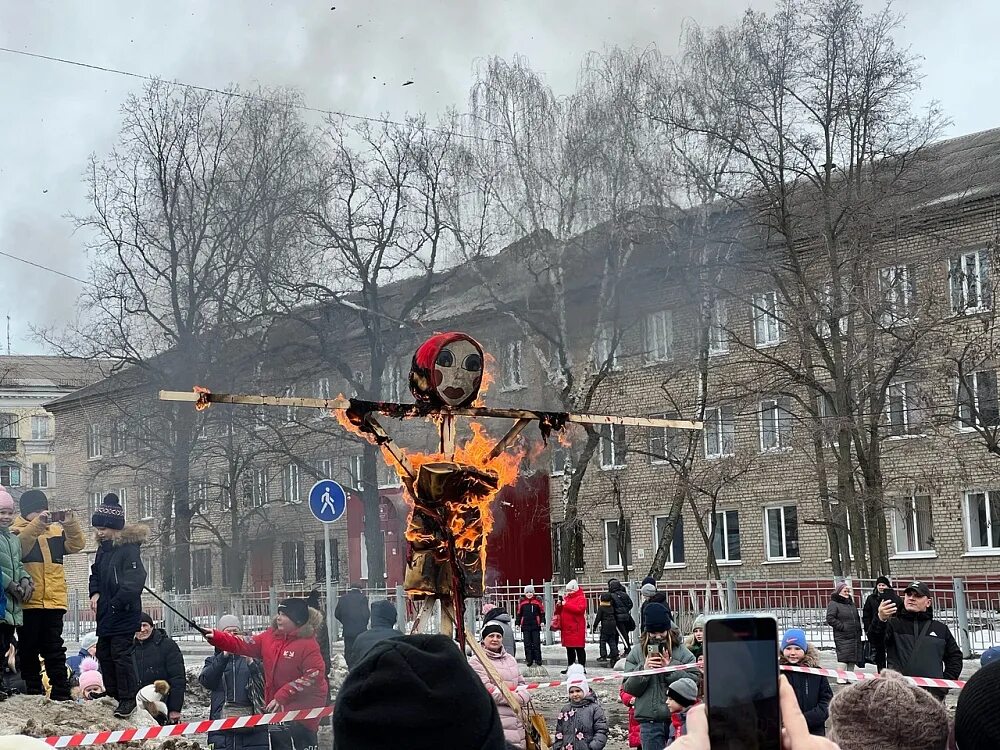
[
  {"xmin": 487, "ymin": 418, "xmax": 532, "ymax": 462},
  {"xmin": 439, "ymin": 414, "xmax": 456, "ymax": 458}
]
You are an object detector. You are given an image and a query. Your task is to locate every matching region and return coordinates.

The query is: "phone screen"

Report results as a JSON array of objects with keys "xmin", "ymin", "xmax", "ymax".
[{"xmin": 705, "ymin": 616, "xmax": 780, "ymax": 750}]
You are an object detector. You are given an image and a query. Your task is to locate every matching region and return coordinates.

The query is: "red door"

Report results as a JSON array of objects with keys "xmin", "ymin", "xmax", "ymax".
[{"xmin": 249, "ymin": 540, "xmax": 274, "ymax": 591}]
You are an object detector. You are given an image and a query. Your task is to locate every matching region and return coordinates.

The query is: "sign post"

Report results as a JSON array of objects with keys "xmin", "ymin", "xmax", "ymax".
[{"xmin": 308, "ymin": 480, "xmax": 347, "ymax": 668}]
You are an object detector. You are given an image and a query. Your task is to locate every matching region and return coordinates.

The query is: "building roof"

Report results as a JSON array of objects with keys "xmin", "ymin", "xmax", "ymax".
[{"xmin": 0, "ymin": 356, "xmax": 110, "ymax": 391}]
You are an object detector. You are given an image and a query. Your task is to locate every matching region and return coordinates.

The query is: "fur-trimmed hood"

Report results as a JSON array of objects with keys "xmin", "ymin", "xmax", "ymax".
[
  {"xmin": 272, "ymin": 605, "xmax": 323, "ymax": 639},
  {"xmin": 779, "ymin": 643, "xmax": 821, "ymax": 668},
  {"xmin": 114, "ymin": 524, "xmax": 149, "ymax": 546}
]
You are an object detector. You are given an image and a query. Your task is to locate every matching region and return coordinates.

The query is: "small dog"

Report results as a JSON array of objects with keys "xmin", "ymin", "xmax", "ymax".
[{"xmin": 137, "ymin": 680, "xmax": 170, "ymax": 724}]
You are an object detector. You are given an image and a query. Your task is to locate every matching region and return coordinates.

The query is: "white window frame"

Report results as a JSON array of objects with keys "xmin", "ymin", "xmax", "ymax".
[
  {"xmin": 758, "ymin": 398, "xmax": 792, "ymax": 452},
  {"xmin": 594, "ymin": 323, "xmax": 621, "ymax": 371},
  {"xmin": 644, "ymin": 311, "xmax": 674, "ymax": 364},
  {"xmin": 652, "ymin": 515, "xmax": 685, "ymax": 567},
  {"xmin": 764, "ymin": 504, "xmax": 800, "ymax": 561},
  {"xmin": 550, "ymin": 442, "xmax": 568, "ymax": 477},
  {"xmin": 950, "ymin": 249, "xmax": 991, "ymax": 314},
  {"xmin": 752, "ymin": 291, "xmax": 782, "ymax": 347},
  {"xmin": 501, "ymin": 340, "xmax": 523, "ymax": 391},
  {"xmin": 283, "ymin": 463, "xmax": 301, "ymax": 503},
  {"xmin": 282, "ymin": 540, "xmax": 307, "ymax": 584},
  {"xmin": 0, "ymin": 414, "xmax": 17, "ymax": 439},
  {"xmin": 956, "ymin": 371, "xmax": 1000, "ymax": 430},
  {"xmin": 111, "ymin": 420, "xmax": 127, "ymax": 456},
  {"xmin": 284, "ymin": 386, "xmax": 297, "ymax": 424},
  {"xmin": 879, "ymin": 265, "xmax": 915, "ymax": 324},
  {"xmin": 30, "ymin": 415, "xmax": 51, "ymax": 441},
  {"xmin": 816, "ymin": 282, "xmax": 847, "ymax": 339},
  {"xmin": 314, "ymin": 458, "xmax": 333, "ymax": 481},
  {"xmin": 314, "ymin": 378, "xmax": 332, "ymax": 419},
  {"xmin": 254, "ymin": 407, "xmax": 267, "ymax": 431},
  {"xmin": 192, "ymin": 547, "xmax": 213, "ymax": 589},
  {"xmin": 0, "ymin": 464, "xmax": 21, "ymax": 488},
  {"xmin": 708, "ymin": 301, "xmax": 729, "ymax": 356},
  {"xmin": 704, "ymin": 406, "xmax": 735, "ymax": 459},
  {"xmin": 603, "ymin": 519, "xmax": 631, "ymax": 571},
  {"xmin": 648, "ymin": 414, "xmax": 674, "ymax": 466},
  {"xmin": 886, "ymin": 381, "xmax": 917, "ymax": 437},
  {"xmin": 377, "ymin": 462, "xmax": 402, "ymax": 489},
  {"xmin": 964, "ymin": 490, "xmax": 1000, "ymax": 553},
  {"xmin": 891, "ymin": 495, "xmax": 935, "ymax": 557},
  {"xmin": 382, "ymin": 361, "xmax": 402, "ymax": 403},
  {"xmin": 88, "ymin": 491, "xmax": 102, "ymax": 519},
  {"xmin": 350, "ymin": 455, "xmax": 365, "ymax": 491},
  {"xmin": 712, "ymin": 509, "xmax": 741, "ymax": 564},
  {"xmin": 117, "ymin": 488, "xmax": 128, "ymax": 521},
  {"xmin": 31, "ymin": 462, "xmax": 48, "ymax": 488},
  {"xmin": 140, "ymin": 485, "xmax": 156, "ymax": 520},
  {"xmin": 598, "ymin": 424, "xmax": 627, "ymax": 470},
  {"xmin": 252, "ymin": 468, "xmax": 269, "ymax": 507},
  {"xmin": 87, "ymin": 423, "xmax": 103, "ymax": 460},
  {"xmin": 192, "ymin": 480, "xmax": 207, "ymax": 508}
]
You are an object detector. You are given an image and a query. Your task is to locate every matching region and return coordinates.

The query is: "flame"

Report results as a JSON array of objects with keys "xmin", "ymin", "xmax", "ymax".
[{"xmin": 472, "ymin": 353, "xmax": 497, "ymax": 407}]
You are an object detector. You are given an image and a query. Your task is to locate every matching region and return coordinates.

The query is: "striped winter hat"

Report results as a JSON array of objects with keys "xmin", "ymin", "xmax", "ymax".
[{"xmin": 91, "ymin": 493, "xmax": 125, "ymax": 530}]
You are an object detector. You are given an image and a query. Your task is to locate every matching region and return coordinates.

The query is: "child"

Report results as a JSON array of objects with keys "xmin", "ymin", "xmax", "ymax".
[
  {"xmin": 619, "ymin": 686, "xmax": 641, "ymax": 748},
  {"xmin": 684, "ymin": 614, "xmax": 705, "ymax": 660},
  {"xmin": 89, "ymin": 494, "xmax": 147, "ymax": 719},
  {"xmin": 553, "ymin": 664, "xmax": 608, "ymax": 750},
  {"xmin": 75, "ymin": 657, "xmax": 104, "ymax": 701},
  {"xmin": 780, "ymin": 628, "xmax": 832, "ymax": 736},
  {"xmin": 665, "ymin": 677, "xmax": 699, "ymax": 745},
  {"xmin": 593, "ymin": 593, "xmax": 620, "ymax": 665},
  {"xmin": 516, "ymin": 585, "xmax": 545, "ymax": 668}
]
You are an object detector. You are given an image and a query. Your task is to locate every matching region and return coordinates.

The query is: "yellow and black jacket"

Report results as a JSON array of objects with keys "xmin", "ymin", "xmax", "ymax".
[{"xmin": 12, "ymin": 514, "xmax": 86, "ymax": 610}]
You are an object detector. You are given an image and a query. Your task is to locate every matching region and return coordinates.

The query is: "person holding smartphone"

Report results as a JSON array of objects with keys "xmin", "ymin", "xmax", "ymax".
[{"xmin": 622, "ymin": 602, "xmax": 699, "ymax": 750}]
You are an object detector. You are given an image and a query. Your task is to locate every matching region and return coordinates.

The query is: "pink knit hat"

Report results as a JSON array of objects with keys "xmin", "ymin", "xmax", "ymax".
[
  {"xmin": 77, "ymin": 657, "xmax": 104, "ymax": 697},
  {"xmin": 0, "ymin": 488, "xmax": 14, "ymax": 512}
]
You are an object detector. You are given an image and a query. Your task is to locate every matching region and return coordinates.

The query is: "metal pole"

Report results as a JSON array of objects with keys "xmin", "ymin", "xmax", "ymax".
[
  {"xmin": 324, "ymin": 524, "xmax": 335, "ymax": 660},
  {"xmin": 330, "ymin": 588, "xmax": 340, "ymax": 641},
  {"xmin": 396, "ymin": 584, "xmax": 407, "ymax": 634},
  {"xmin": 953, "ymin": 577, "xmax": 972, "ymax": 658},
  {"xmin": 726, "ymin": 576, "xmax": 737, "ymax": 614},
  {"xmin": 269, "ymin": 586, "xmax": 278, "ymax": 618},
  {"xmin": 543, "ymin": 580, "xmax": 554, "ymax": 647},
  {"xmin": 628, "ymin": 580, "xmax": 640, "ymax": 645}
]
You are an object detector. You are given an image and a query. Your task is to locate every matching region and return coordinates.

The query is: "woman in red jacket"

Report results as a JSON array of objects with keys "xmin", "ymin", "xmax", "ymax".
[
  {"xmin": 560, "ymin": 579, "xmax": 588, "ymax": 672},
  {"xmin": 207, "ymin": 599, "xmax": 328, "ymax": 750}
]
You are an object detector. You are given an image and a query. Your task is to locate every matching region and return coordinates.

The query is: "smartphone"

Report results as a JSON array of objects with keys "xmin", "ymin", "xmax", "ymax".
[
  {"xmin": 704, "ymin": 615, "xmax": 781, "ymax": 750},
  {"xmin": 49, "ymin": 510, "xmax": 66, "ymax": 522}
]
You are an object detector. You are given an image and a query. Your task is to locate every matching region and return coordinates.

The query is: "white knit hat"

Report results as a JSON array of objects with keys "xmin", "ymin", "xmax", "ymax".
[
  {"xmin": 565, "ymin": 579, "xmax": 580, "ymax": 593},
  {"xmin": 566, "ymin": 663, "xmax": 589, "ymax": 696}
]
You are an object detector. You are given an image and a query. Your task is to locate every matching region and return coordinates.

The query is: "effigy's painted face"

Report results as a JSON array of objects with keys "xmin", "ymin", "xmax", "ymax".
[{"xmin": 432, "ymin": 338, "xmax": 483, "ymax": 407}]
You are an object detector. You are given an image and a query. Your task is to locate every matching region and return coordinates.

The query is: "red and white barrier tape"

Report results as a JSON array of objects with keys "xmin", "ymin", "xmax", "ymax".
[
  {"xmin": 780, "ymin": 664, "xmax": 966, "ymax": 689},
  {"xmin": 42, "ymin": 706, "xmax": 333, "ymax": 748}
]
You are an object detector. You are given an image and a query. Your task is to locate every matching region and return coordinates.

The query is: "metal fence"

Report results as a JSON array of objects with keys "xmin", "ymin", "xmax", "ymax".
[{"xmin": 63, "ymin": 575, "xmax": 1000, "ymax": 657}]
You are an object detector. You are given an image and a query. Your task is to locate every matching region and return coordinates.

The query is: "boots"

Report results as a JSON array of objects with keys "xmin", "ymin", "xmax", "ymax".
[{"xmin": 114, "ymin": 699, "xmax": 136, "ymax": 719}]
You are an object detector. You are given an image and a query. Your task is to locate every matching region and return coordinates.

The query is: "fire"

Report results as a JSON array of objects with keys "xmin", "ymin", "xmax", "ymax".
[{"xmin": 472, "ymin": 353, "xmax": 496, "ymax": 407}]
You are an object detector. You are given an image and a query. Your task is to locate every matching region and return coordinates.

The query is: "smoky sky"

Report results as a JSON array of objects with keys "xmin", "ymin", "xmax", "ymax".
[{"xmin": 2, "ymin": 0, "xmax": 998, "ymax": 354}]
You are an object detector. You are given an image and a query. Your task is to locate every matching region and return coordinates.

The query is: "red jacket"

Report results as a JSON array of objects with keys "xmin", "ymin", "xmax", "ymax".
[
  {"xmin": 208, "ymin": 608, "xmax": 329, "ymax": 731},
  {"xmin": 619, "ymin": 687, "xmax": 641, "ymax": 748},
  {"xmin": 559, "ymin": 588, "xmax": 587, "ymax": 648}
]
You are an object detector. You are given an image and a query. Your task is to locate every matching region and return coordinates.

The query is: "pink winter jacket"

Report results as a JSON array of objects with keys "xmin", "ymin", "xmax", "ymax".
[{"xmin": 470, "ymin": 647, "xmax": 529, "ymax": 749}]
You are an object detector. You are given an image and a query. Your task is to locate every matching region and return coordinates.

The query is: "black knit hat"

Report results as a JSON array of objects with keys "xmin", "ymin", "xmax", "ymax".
[
  {"xmin": 277, "ymin": 598, "xmax": 310, "ymax": 627},
  {"xmin": 91, "ymin": 493, "xmax": 125, "ymax": 530},
  {"xmin": 955, "ymin": 660, "xmax": 1000, "ymax": 750},
  {"xmin": 334, "ymin": 634, "xmax": 505, "ymax": 750},
  {"xmin": 19, "ymin": 489, "xmax": 48, "ymax": 517},
  {"xmin": 667, "ymin": 677, "xmax": 699, "ymax": 708},
  {"xmin": 139, "ymin": 612, "xmax": 154, "ymax": 628},
  {"xmin": 644, "ymin": 602, "xmax": 672, "ymax": 632},
  {"xmin": 875, "ymin": 575, "xmax": 891, "ymax": 587},
  {"xmin": 481, "ymin": 622, "xmax": 505, "ymax": 641}
]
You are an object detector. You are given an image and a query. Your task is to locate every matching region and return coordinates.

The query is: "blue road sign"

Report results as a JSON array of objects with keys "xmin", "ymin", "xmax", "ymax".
[{"xmin": 308, "ymin": 480, "xmax": 347, "ymax": 524}]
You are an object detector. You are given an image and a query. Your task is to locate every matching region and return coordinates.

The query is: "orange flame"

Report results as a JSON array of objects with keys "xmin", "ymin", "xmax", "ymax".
[{"xmin": 472, "ymin": 353, "xmax": 496, "ymax": 407}]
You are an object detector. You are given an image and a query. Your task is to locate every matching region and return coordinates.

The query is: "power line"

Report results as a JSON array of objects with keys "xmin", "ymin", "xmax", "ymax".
[
  {"xmin": 0, "ymin": 249, "xmax": 90, "ymax": 285},
  {"xmin": 0, "ymin": 45, "xmax": 505, "ymax": 146}
]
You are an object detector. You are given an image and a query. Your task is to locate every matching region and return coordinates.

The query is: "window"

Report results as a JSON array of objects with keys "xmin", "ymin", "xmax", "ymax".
[
  {"xmin": 765, "ymin": 505, "xmax": 800, "ymax": 561},
  {"xmin": 252, "ymin": 468, "xmax": 269, "ymax": 507},
  {"xmin": 315, "ymin": 538, "xmax": 340, "ymax": 582},
  {"xmin": 282, "ymin": 541, "xmax": 306, "ymax": 584},
  {"xmin": 0, "ymin": 414, "xmax": 16, "ymax": 439},
  {"xmin": 283, "ymin": 464, "xmax": 301, "ymax": 503},
  {"xmin": 886, "ymin": 382, "xmax": 917, "ymax": 436},
  {"xmin": 816, "ymin": 394, "xmax": 839, "ymax": 445},
  {"xmin": 759, "ymin": 398, "xmax": 793, "ymax": 452},
  {"xmin": 284, "ymin": 386, "xmax": 297, "ymax": 423},
  {"xmin": 950, "ymin": 249, "xmax": 991, "ymax": 313},
  {"xmin": 0, "ymin": 464, "xmax": 21, "ymax": 487},
  {"xmin": 644, "ymin": 311, "xmax": 673, "ymax": 363},
  {"xmin": 891, "ymin": 495, "xmax": 934, "ymax": 555},
  {"xmin": 501, "ymin": 340, "xmax": 523, "ymax": 390},
  {"xmin": 708, "ymin": 301, "xmax": 728, "ymax": 355},
  {"xmin": 879, "ymin": 265, "xmax": 916, "ymax": 323},
  {"xmin": 31, "ymin": 463, "xmax": 48, "ymax": 488},
  {"xmin": 134, "ymin": 416, "xmax": 152, "ymax": 451},
  {"xmin": 140, "ymin": 486, "xmax": 155, "ymax": 520},
  {"xmin": 653, "ymin": 515, "xmax": 685, "ymax": 565},
  {"xmin": 594, "ymin": 324, "xmax": 620, "ymax": 370},
  {"xmin": 192, "ymin": 480, "xmax": 208, "ymax": 508},
  {"xmin": 554, "ymin": 522, "xmax": 585, "ymax": 571},
  {"xmin": 816, "ymin": 282, "xmax": 846, "ymax": 339},
  {"xmin": 823, "ymin": 504, "xmax": 858, "ymax": 561},
  {"xmin": 317, "ymin": 377, "xmax": 331, "ymax": 401},
  {"xmin": 382, "ymin": 362, "xmax": 402, "ymax": 403},
  {"xmin": 965, "ymin": 491, "xmax": 1000, "ymax": 551},
  {"xmin": 87, "ymin": 423, "xmax": 102, "ymax": 459},
  {"xmin": 111, "ymin": 421, "xmax": 127, "ymax": 456},
  {"xmin": 192, "ymin": 548, "xmax": 213, "ymax": 589},
  {"xmin": 957, "ymin": 371, "xmax": 1000, "ymax": 428},
  {"xmin": 752, "ymin": 291, "xmax": 782, "ymax": 346},
  {"xmin": 603, "ymin": 519, "xmax": 631, "ymax": 570},
  {"xmin": 378, "ymin": 464, "xmax": 401, "ymax": 489},
  {"xmin": 219, "ymin": 473, "xmax": 233, "ymax": 511},
  {"xmin": 550, "ymin": 442, "xmax": 568, "ymax": 476},
  {"xmin": 598, "ymin": 424, "xmax": 627, "ymax": 470},
  {"xmin": 712, "ymin": 510, "xmax": 741, "ymax": 563},
  {"xmin": 349, "ymin": 455, "xmax": 364, "ymax": 491},
  {"xmin": 88, "ymin": 492, "xmax": 102, "ymax": 519},
  {"xmin": 704, "ymin": 406, "xmax": 735, "ymax": 459},
  {"xmin": 314, "ymin": 458, "xmax": 333, "ymax": 480},
  {"xmin": 648, "ymin": 412, "xmax": 681, "ymax": 465},
  {"xmin": 254, "ymin": 407, "xmax": 267, "ymax": 431},
  {"xmin": 30, "ymin": 416, "xmax": 51, "ymax": 441}
]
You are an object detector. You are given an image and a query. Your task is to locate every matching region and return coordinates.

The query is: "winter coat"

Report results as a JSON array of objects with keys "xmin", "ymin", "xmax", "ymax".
[
  {"xmin": 334, "ymin": 588, "xmax": 370, "ymax": 639},
  {"xmin": 826, "ymin": 594, "xmax": 863, "ymax": 663},
  {"xmin": 88, "ymin": 525, "xmax": 147, "ymax": 637},
  {"xmin": 607, "ymin": 580, "xmax": 635, "ymax": 630},
  {"xmin": 560, "ymin": 588, "xmax": 587, "ymax": 649},
  {"xmin": 553, "ymin": 692, "xmax": 608, "ymax": 750},
  {"xmin": 669, "ymin": 705, "xmax": 696, "ymax": 744},
  {"xmin": 469, "ymin": 646, "xmax": 528, "ymax": 748},
  {"xmin": 350, "ymin": 600, "xmax": 403, "ymax": 666},
  {"xmin": 133, "ymin": 628, "xmax": 186, "ymax": 713},
  {"xmin": 862, "ymin": 587, "xmax": 904, "ymax": 638},
  {"xmin": 592, "ymin": 603, "xmax": 618, "ymax": 638},
  {"xmin": 209, "ymin": 607, "xmax": 329, "ymax": 732},
  {"xmin": 67, "ymin": 648, "xmax": 92, "ymax": 679},
  {"xmin": 618, "ymin": 687, "xmax": 641, "ymax": 748},
  {"xmin": 12, "ymin": 514, "xmax": 85, "ymax": 611},
  {"xmin": 516, "ymin": 596, "xmax": 545, "ymax": 632},
  {"xmin": 199, "ymin": 649, "xmax": 268, "ymax": 750},
  {"xmin": 683, "ymin": 634, "xmax": 703, "ymax": 660},
  {"xmin": 622, "ymin": 639, "xmax": 699, "ymax": 723},
  {"xmin": 639, "ymin": 593, "xmax": 671, "ymax": 631},
  {"xmin": 868, "ymin": 607, "xmax": 963, "ymax": 699},
  {"xmin": 780, "ymin": 646, "xmax": 832, "ymax": 736},
  {"xmin": 483, "ymin": 607, "xmax": 517, "ymax": 658},
  {"xmin": 0, "ymin": 526, "xmax": 29, "ymax": 627}
]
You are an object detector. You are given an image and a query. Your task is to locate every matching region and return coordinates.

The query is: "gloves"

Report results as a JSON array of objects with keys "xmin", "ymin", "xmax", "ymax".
[
  {"xmin": 18, "ymin": 578, "xmax": 34, "ymax": 603},
  {"xmin": 515, "ymin": 686, "xmax": 531, "ymax": 705},
  {"xmin": 4, "ymin": 578, "xmax": 20, "ymax": 601}
]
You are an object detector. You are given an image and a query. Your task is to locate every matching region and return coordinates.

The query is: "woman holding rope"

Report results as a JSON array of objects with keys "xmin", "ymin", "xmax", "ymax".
[{"xmin": 469, "ymin": 622, "xmax": 532, "ymax": 749}]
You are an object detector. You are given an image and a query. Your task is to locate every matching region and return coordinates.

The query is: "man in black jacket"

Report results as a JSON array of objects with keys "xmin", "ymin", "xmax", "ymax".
[
  {"xmin": 607, "ymin": 579, "xmax": 634, "ymax": 649},
  {"xmin": 869, "ymin": 580, "xmax": 963, "ymax": 700},
  {"xmin": 335, "ymin": 583, "xmax": 370, "ymax": 668},
  {"xmin": 862, "ymin": 576, "xmax": 904, "ymax": 672},
  {"xmin": 133, "ymin": 613, "xmax": 186, "ymax": 723},
  {"xmin": 351, "ymin": 600, "xmax": 404, "ymax": 666}
]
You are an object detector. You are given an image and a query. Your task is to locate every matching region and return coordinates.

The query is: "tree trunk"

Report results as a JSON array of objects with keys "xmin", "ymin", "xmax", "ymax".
[
  {"xmin": 361, "ymin": 442, "xmax": 385, "ymax": 584},
  {"xmin": 559, "ymin": 430, "xmax": 600, "ymax": 581},
  {"xmin": 649, "ymin": 475, "xmax": 687, "ymax": 577}
]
